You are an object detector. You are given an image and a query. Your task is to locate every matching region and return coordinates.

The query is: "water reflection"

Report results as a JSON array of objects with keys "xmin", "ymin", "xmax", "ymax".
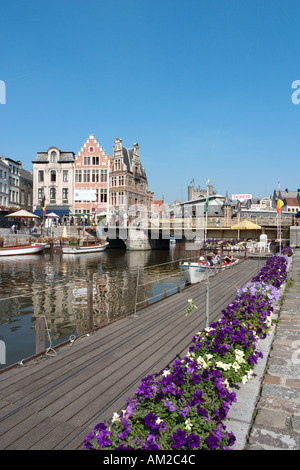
[{"xmin": 0, "ymin": 242, "xmax": 198, "ymax": 368}]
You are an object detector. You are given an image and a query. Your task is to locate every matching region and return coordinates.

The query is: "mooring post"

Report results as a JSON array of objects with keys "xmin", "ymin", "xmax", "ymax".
[
  {"xmin": 205, "ymin": 269, "xmax": 210, "ymax": 328},
  {"xmin": 36, "ymin": 316, "xmax": 46, "ymax": 355},
  {"xmin": 87, "ymin": 269, "xmax": 94, "ymax": 330}
]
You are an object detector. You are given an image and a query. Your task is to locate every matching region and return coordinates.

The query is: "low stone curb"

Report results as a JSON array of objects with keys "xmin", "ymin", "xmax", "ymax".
[{"xmin": 225, "ymin": 276, "xmax": 287, "ymax": 450}]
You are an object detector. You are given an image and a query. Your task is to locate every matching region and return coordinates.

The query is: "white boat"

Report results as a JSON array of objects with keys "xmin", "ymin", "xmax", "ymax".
[
  {"xmin": 0, "ymin": 243, "xmax": 47, "ymax": 257},
  {"xmin": 179, "ymin": 258, "xmax": 239, "ymax": 284},
  {"xmin": 62, "ymin": 242, "xmax": 109, "ymax": 254}
]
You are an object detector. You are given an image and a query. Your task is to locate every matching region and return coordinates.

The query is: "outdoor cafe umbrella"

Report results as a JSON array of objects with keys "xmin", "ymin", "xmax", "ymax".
[
  {"xmin": 5, "ymin": 209, "xmax": 40, "ymax": 219},
  {"xmin": 46, "ymin": 212, "xmax": 59, "ymax": 218},
  {"xmin": 230, "ymin": 220, "xmax": 261, "ymax": 230}
]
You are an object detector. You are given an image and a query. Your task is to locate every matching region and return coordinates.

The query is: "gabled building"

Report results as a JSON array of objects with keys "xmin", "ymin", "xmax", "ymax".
[
  {"xmin": 74, "ymin": 135, "xmax": 112, "ymax": 222},
  {"xmin": 109, "ymin": 138, "xmax": 154, "ymax": 221},
  {"xmin": 33, "ymin": 146, "xmax": 75, "ymax": 216},
  {"xmin": 19, "ymin": 164, "xmax": 33, "ymax": 212},
  {"xmin": 280, "ymin": 189, "xmax": 300, "ymax": 213}
]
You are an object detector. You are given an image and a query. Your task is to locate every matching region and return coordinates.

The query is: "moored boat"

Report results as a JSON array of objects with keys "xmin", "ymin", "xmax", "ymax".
[
  {"xmin": 179, "ymin": 258, "xmax": 239, "ymax": 284},
  {"xmin": 0, "ymin": 243, "xmax": 47, "ymax": 257},
  {"xmin": 62, "ymin": 242, "xmax": 109, "ymax": 254}
]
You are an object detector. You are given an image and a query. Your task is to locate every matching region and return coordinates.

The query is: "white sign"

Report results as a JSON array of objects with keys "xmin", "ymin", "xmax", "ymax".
[
  {"xmin": 74, "ymin": 189, "xmax": 96, "ymax": 202},
  {"xmin": 232, "ymin": 194, "xmax": 252, "ymax": 201}
]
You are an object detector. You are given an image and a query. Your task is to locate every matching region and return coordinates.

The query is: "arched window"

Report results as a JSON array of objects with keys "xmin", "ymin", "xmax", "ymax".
[
  {"xmin": 50, "ymin": 187, "xmax": 56, "ymax": 200},
  {"xmin": 50, "ymin": 151, "xmax": 56, "ymax": 163}
]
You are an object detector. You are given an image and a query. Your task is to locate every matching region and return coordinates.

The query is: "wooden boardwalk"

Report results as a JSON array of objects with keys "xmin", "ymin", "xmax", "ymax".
[{"xmin": 0, "ymin": 258, "xmax": 260, "ymax": 450}]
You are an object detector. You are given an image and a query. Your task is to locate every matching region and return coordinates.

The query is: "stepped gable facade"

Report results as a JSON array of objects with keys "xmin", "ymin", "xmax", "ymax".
[
  {"xmin": 74, "ymin": 135, "xmax": 112, "ymax": 220},
  {"xmin": 110, "ymin": 138, "xmax": 154, "ymax": 216}
]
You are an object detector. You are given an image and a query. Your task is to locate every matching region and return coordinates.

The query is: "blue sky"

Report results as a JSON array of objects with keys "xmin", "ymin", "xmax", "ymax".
[{"xmin": 0, "ymin": 0, "xmax": 300, "ymax": 203}]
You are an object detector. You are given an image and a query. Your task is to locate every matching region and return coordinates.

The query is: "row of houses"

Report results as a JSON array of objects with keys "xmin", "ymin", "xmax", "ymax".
[
  {"xmin": 0, "ymin": 157, "xmax": 33, "ymax": 211},
  {"xmin": 0, "ymin": 135, "xmax": 155, "ymax": 225},
  {"xmin": 33, "ymin": 135, "xmax": 155, "ymax": 222},
  {"xmin": 1, "ymin": 134, "xmax": 299, "ymax": 227}
]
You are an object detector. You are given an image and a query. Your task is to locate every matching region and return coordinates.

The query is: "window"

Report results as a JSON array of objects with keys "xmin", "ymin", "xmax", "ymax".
[
  {"xmin": 75, "ymin": 170, "xmax": 82, "ymax": 182},
  {"xmin": 115, "ymin": 159, "xmax": 121, "ymax": 170},
  {"xmin": 111, "ymin": 176, "xmax": 116, "ymax": 187},
  {"xmin": 38, "ymin": 170, "xmax": 44, "ymax": 182},
  {"xmin": 38, "ymin": 188, "xmax": 44, "ymax": 201},
  {"xmin": 63, "ymin": 170, "xmax": 68, "ymax": 182},
  {"xmin": 62, "ymin": 188, "xmax": 68, "ymax": 201},
  {"xmin": 100, "ymin": 188, "xmax": 107, "ymax": 203},
  {"xmin": 50, "ymin": 151, "xmax": 57, "ymax": 163},
  {"xmin": 83, "ymin": 169, "xmax": 90, "ymax": 182},
  {"xmin": 119, "ymin": 191, "xmax": 125, "ymax": 205},
  {"xmin": 50, "ymin": 187, "xmax": 56, "ymax": 201},
  {"xmin": 119, "ymin": 175, "xmax": 125, "ymax": 186},
  {"xmin": 92, "ymin": 156, "xmax": 99, "ymax": 165},
  {"xmin": 84, "ymin": 156, "xmax": 91, "ymax": 165},
  {"xmin": 92, "ymin": 170, "xmax": 99, "ymax": 183},
  {"xmin": 111, "ymin": 192, "xmax": 117, "ymax": 205},
  {"xmin": 89, "ymin": 146, "xmax": 94, "ymax": 153},
  {"xmin": 100, "ymin": 169, "xmax": 107, "ymax": 182},
  {"xmin": 50, "ymin": 170, "xmax": 56, "ymax": 182}
]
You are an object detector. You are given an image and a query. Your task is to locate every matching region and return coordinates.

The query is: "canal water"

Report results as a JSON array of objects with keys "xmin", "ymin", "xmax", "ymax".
[{"xmin": 0, "ymin": 242, "xmax": 198, "ymax": 369}]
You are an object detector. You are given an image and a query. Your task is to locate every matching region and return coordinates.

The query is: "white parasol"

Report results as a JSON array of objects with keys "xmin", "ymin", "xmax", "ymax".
[{"xmin": 5, "ymin": 209, "xmax": 40, "ymax": 218}]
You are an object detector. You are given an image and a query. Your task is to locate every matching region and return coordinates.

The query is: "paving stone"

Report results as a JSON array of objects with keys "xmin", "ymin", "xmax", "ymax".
[
  {"xmin": 286, "ymin": 378, "xmax": 300, "ymax": 390},
  {"xmin": 255, "ymin": 408, "xmax": 288, "ymax": 428},
  {"xmin": 248, "ymin": 426, "xmax": 299, "ymax": 450},
  {"xmin": 261, "ymin": 383, "xmax": 300, "ymax": 402},
  {"xmin": 264, "ymin": 374, "xmax": 281, "ymax": 385},
  {"xmin": 292, "ymin": 414, "xmax": 300, "ymax": 431}
]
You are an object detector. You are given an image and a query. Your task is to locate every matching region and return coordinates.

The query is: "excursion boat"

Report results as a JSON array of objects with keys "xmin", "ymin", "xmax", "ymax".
[
  {"xmin": 0, "ymin": 243, "xmax": 47, "ymax": 257},
  {"xmin": 62, "ymin": 242, "xmax": 109, "ymax": 254},
  {"xmin": 179, "ymin": 258, "xmax": 239, "ymax": 284}
]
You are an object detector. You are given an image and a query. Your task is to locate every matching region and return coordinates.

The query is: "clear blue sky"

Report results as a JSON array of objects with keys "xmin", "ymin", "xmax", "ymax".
[{"xmin": 1, "ymin": 0, "xmax": 300, "ymax": 203}]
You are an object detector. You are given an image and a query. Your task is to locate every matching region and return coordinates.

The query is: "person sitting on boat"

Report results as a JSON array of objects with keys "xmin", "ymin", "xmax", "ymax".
[
  {"xmin": 216, "ymin": 249, "xmax": 222, "ymax": 261},
  {"xmin": 223, "ymin": 251, "xmax": 233, "ymax": 264},
  {"xmin": 199, "ymin": 256, "xmax": 209, "ymax": 266},
  {"xmin": 207, "ymin": 253, "xmax": 215, "ymax": 266}
]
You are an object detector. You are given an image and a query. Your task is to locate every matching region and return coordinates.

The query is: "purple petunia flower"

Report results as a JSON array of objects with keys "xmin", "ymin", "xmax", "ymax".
[
  {"xmin": 96, "ymin": 429, "xmax": 112, "ymax": 448},
  {"xmin": 83, "ymin": 432, "xmax": 95, "ymax": 449},
  {"xmin": 179, "ymin": 407, "xmax": 189, "ymax": 418},
  {"xmin": 187, "ymin": 433, "xmax": 200, "ymax": 449},
  {"xmin": 144, "ymin": 412, "xmax": 159, "ymax": 430},
  {"xmin": 171, "ymin": 428, "xmax": 187, "ymax": 449},
  {"xmin": 164, "ymin": 399, "xmax": 176, "ymax": 411}
]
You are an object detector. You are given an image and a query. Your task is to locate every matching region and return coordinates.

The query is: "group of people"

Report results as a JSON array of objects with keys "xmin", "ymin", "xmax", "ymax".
[{"xmin": 199, "ymin": 249, "xmax": 234, "ymax": 267}]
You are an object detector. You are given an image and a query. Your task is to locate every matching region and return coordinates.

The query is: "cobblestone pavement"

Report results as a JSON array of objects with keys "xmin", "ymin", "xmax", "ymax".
[{"xmin": 246, "ymin": 249, "xmax": 300, "ymax": 450}]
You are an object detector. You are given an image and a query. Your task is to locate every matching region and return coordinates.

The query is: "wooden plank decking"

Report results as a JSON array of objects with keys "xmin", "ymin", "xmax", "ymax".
[{"xmin": 0, "ymin": 258, "xmax": 260, "ymax": 450}]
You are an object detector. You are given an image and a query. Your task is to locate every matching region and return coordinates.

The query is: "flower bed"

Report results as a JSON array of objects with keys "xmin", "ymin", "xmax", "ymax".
[{"xmin": 83, "ymin": 254, "xmax": 290, "ymax": 451}]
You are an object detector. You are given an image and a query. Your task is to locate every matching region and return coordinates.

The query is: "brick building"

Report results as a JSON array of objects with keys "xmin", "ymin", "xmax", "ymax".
[
  {"xmin": 74, "ymin": 135, "xmax": 112, "ymax": 222},
  {"xmin": 109, "ymin": 138, "xmax": 154, "ymax": 222}
]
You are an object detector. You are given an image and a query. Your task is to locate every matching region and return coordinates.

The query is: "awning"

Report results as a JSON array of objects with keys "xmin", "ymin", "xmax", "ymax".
[{"xmin": 34, "ymin": 208, "xmax": 70, "ymax": 217}]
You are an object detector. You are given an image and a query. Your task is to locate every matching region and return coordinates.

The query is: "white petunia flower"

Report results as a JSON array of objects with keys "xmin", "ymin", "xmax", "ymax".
[
  {"xmin": 112, "ymin": 412, "xmax": 120, "ymax": 423},
  {"xmin": 185, "ymin": 418, "xmax": 193, "ymax": 431},
  {"xmin": 232, "ymin": 362, "xmax": 241, "ymax": 372}
]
